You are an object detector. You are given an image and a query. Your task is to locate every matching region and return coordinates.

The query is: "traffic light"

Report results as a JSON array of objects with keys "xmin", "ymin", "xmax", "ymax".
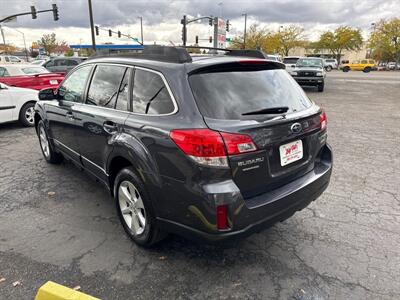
[
  {"xmin": 95, "ymin": 26, "xmax": 99, "ymax": 35},
  {"xmin": 109, "ymin": 29, "xmax": 112, "ymax": 37},
  {"xmin": 31, "ymin": 6, "xmax": 37, "ymax": 19},
  {"xmin": 118, "ymin": 31, "xmax": 121, "ymax": 38},
  {"xmin": 226, "ymin": 20, "xmax": 230, "ymax": 32},
  {"xmin": 181, "ymin": 15, "xmax": 187, "ymax": 25},
  {"xmin": 209, "ymin": 36, "xmax": 212, "ymax": 43},
  {"xmin": 195, "ymin": 35, "xmax": 198, "ymax": 44},
  {"xmin": 182, "ymin": 27, "xmax": 187, "ymax": 45},
  {"xmin": 52, "ymin": 4, "xmax": 59, "ymax": 21},
  {"xmin": 208, "ymin": 17, "xmax": 213, "ymax": 26}
]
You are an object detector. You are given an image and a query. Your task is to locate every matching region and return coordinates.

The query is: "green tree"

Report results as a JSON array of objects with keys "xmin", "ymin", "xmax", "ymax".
[
  {"xmin": 368, "ymin": 18, "xmax": 400, "ymax": 63},
  {"xmin": 37, "ymin": 33, "xmax": 59, "ymax": 55},
  {"xmin": 64, "ymin": 49, "xmax": 74, "ymax": 57},
  {"xmin": 315, "ymin": 26, "xmax": 363, "ymax": 62},
  {"xmin": 277, "ymin": 25, "xmax": 306, "ymax": 56}
]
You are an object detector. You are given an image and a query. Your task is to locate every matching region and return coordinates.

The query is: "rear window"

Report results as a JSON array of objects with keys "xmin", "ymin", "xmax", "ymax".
[
  {"xmin": 22, "ymin": 67, "xmax": 49, "ymax": 74},
  {"xmin": 283, "ymin": 58, "xmax": 299, "ymax": 64},
  {"xmin": 189, "ymin": 69, "xmax": 312, "ymax": 120}
]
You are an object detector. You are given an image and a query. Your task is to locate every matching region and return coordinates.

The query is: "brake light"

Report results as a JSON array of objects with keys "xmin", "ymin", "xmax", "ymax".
[
  {"xmin": 217, "ymin": 205, "xmax": 229, "ymax": 230},
  {"xmin": 170, "ymin": 129, "xmax": 257, "ymax": 167},
  {"xmin": 220, "ymin": 132, "xmax": 257, "ymax": 155},
  {"xmin": 320, "ymin": 111, "xmax": 327, "ymax": 131}
]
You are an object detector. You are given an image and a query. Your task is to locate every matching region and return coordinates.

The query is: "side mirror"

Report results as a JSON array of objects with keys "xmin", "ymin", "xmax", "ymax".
[
  {"xmin": 291, "ymin": 65, "xmax": 296, "ymax": 68},
  {"xmin": 38, "ymin": 88, "xmax": 56, "ymax": 100}
]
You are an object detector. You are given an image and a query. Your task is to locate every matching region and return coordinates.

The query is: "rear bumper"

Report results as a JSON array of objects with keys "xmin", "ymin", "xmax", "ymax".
[
  {"xmin": 158, "ymin": 144, "xmax": 332, "ymax": 243},
  {"xmin": 293, "ymin": 77, "xmax": 324, "ymax": 86}
]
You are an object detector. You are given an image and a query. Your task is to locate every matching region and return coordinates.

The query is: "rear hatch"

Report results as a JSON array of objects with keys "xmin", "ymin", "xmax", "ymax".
[{"xmin": 189, "ymin": 62, "xmax": 326, "ymax": 199}]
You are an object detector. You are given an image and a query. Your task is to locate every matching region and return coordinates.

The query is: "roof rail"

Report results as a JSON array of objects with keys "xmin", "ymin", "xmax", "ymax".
[
  {"xmin": 91, "ymin": 45, "xmax": 192, "ymax": 63},
  {"xmin": 182, "ymin": 46, "xmax": 268, "ymax": 59},
  {"xmin": 90, "ymin": 45, "xmax": 269, "ymax": 63}
]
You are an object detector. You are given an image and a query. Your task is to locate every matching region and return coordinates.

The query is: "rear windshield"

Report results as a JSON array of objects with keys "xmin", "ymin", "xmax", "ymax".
[
  {"xmin": 22, "ymin": 67, "xmax": 49, "ymax": 74},
  {"xmin": 189, "ymin": 69, "xmax": 312, "ymax": 120},
  {"xmin": 283, "ymin": 58, "xmax": 299, "ymax": 64}
]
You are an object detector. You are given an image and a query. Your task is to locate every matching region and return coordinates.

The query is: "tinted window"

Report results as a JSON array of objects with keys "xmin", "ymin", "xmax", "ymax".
[
  {"xmin": 131, "ymin": 69, "xmax": 175, "ymax": 115},
  {"xmin": 59, "ymin": 65, "xmax": 92, "ymax": 102},
  {"xmin": 189, "ymin": 69, "xmax": 312, "ymax": 120},
  {"xmin": 115, "ymin": 69, "xmax": 130, "ymax": 111},
  {"xmin": 0, "ymin": 67, "xmax": 10, "ymax": 77},
  {"xmin": 283, "ymin": 58, "xmax": 299, "ymax": 64},
  {"xmin": 67, "ymin": 60, "xmax": 79, "ymax": 66},
  {"xmin": 22, "ymin": 67, "xmax": 49, "ymax": 74},
  {"xmin": 55, "ymin": 59, "xmax": 67, "ymax": 66},
  {"xmin": 87, "ymin": 65, "xmax": 126, "ymax": 108},
  {"xmin": 5, "ymin": 57, "xmax": 9, "ymax": 62}
]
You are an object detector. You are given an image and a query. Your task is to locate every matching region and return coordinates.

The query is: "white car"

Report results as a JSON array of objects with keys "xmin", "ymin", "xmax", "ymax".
[
  {"xmin": 0, "ymin": 82, "xmax": 38, "ymax": 126},
  {"xmin": 324, "ymin": 58, "xmax": 338, "ymax": 71},
  {"xmin": 0, "ymin": 55, "xmax": 24, "ymax": 64},
  {"xmin": 283, "ymin": 56, "xmax": 301, "ymax": 72}
]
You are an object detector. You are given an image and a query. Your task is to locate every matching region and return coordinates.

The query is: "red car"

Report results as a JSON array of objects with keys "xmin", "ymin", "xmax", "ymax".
[{"xmin": 0, "ymin": 64, "xmax": 64, "ymax": 91}]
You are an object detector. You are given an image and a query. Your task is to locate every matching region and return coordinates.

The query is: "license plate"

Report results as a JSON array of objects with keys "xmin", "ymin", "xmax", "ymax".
[
  {"xmin": 279, "ymin": 140, "xmax": 303, "ymax": 166},
  {"xmin": 49, "ymin": 80, "xmax": 58, "ymax": 85}
]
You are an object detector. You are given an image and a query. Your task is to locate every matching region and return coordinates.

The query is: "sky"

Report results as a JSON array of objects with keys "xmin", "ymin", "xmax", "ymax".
[{"xmin": 0, "ymin": 0, "xmax": 399, "ymax": 49}]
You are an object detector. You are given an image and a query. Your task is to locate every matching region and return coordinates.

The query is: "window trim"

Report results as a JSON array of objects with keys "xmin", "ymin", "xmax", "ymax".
[{"xmin": 130, "ymin": 66, "xmax": 178, "ymax": 116}]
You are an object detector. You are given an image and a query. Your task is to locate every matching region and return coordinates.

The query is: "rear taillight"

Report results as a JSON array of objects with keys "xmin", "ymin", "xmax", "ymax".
[
  {"xmin": 320, "ymin": 111, "xmax": 327, "ymax": 131},
  {"xmin": 216, "ymin": 205, "xmax": 229, "ymax": 230},
  {"xmin": 170, "ymin": 129, "xmax": 257, "ymax": 168}
]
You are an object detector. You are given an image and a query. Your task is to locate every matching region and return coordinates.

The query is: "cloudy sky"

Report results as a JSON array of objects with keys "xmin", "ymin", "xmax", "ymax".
[{"xmin": 1, "ymin": 0, "xmax": 399, "ymax": 49}]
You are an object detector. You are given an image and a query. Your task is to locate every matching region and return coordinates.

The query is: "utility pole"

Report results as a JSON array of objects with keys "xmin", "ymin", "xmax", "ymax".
[
  {"xmin": 181, "ymin": 15, "xmax": 187, "ymax": 46},
  {"xmin": 87, "ymin": 0, "xmax": 96, "ymax": 51},
  {"xmin": 242, "ymin": 13, "xmax": 247, "ymax": 49},
  {"xmin": 139, "ymin": 16, "xmax": 143, "ymax": 45}
]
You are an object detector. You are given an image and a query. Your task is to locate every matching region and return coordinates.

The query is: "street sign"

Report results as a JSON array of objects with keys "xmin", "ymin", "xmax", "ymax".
[
  {"xmin": 38, "ymin": 47, "xmax": 45, "ymax": 55},
  {"xmin": 217, "ymin": 18, "xmax": 226, "ymax": 48}
]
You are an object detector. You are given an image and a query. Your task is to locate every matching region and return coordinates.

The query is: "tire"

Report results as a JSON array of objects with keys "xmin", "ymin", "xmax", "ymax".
[
  {"xmin": 343, "ymin": 66, "xmax": 350, "ymax": 72},
  {"xmin": 325, "ymin": 65, "xmax": 332, "ymax": 72},
  {"xmin": 114, "ymin": 167, "xmax": 166, "ymax": 247},
  {"xmin": 317, "ymin": 83, "xmax": 324, "ymax": 92},
  {"xmin": 19, "ymin": 102, "xmax": 36, "ymax": 127},
  {"xmin": 37, "ymin": 120, "xmax": 63, "ymax": 164},
  {"xmin": 363, "ymin": 67, "xmax": 371, "ymax": 73}
]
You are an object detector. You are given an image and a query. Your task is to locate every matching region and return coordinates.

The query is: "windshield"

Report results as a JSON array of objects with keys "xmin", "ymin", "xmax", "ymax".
[
  {"xmin": 189, "ymin": 69, "xmax": 312, "ymax": 120},
  {"xmin": 22, "ymin": 67, "xmax": 49, "ymax": 74},
  {"xmin": 296, "ymin": 58, "xmax": 323, "ymax": 68}
]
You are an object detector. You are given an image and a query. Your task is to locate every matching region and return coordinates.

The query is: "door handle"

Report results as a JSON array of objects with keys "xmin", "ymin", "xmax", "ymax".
[
  {"xmin": 65, "ymin": 111, "xmax": 74, "ymax": 120},
  {"xmin": 103, "ymin": 121, "xmax": 118, "ymax": 133}
]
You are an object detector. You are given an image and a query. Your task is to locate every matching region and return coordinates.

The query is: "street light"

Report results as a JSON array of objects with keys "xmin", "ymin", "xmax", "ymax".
[{"xmin": 4, "ymin": 27, "xmax": 28, "ymax": 61}]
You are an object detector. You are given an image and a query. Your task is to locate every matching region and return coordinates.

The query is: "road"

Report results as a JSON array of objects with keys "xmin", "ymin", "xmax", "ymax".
[{"xmin": 0, "ymin": 71, "xmax": 399, "ymax": 300}]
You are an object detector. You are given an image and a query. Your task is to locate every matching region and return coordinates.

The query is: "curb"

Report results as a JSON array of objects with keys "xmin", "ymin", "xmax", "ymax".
[{"xmin": 35, "ymin": 281, "xmax": 100, "ymax": 300}]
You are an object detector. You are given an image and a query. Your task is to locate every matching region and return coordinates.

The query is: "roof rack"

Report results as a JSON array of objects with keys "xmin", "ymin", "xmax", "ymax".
[
  {"xmin": 90, "ymin": 45, "xmax": 270, "ymax": 63},
  {"xmin": 91, "ymin": 45, "xmax": 193, "ymax": 63}
]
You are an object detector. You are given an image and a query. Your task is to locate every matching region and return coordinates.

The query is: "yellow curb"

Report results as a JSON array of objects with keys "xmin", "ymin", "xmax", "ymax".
[{"xmin": 35, "ymin": 281, "xmax": 100, "ymax": 300}]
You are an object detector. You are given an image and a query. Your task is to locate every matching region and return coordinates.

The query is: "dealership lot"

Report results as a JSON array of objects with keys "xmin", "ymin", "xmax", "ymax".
[{"xmin": 0, "ymin": 71, "xmax": 399, "ymax": 299}]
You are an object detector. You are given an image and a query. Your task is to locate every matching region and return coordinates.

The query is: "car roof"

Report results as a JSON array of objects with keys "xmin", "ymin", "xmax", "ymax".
[{"xmin": 84, "ymin": 54, "xmax": 285, "ymax": 74}]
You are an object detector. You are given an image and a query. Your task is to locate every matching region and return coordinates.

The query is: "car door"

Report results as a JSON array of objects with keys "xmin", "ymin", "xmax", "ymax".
[
  {"xmin": 73, "ymin": 64, "xmax": 132, "ymax": 183},
  {"xmin": 0, "ymin": 84, "xmax": 13, "ymax": 123},
  {"xmin": 45, "ymin": 64, "xmax": 93, "ymax": 162}
]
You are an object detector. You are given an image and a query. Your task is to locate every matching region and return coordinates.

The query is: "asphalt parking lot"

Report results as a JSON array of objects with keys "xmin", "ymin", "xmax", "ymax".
[{"xmin": 0, "ymin": 71, "xmax": 399, "ymax": 300}]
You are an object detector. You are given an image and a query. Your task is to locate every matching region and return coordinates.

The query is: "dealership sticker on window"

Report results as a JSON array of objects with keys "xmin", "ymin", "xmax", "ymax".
[
  {"xmin": 279, "ymin": 140, "xmax": 303, "ymax": 166},
  {"xmin": 49, "ymin": 80, "xmax": 58, "ymax": 85}
]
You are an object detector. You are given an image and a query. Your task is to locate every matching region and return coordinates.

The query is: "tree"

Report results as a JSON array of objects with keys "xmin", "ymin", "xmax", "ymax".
[
  {"xmin": 229, "ymin": 24, "xmax": 305, "ymax": 56},
  {"xmin": 64, "ymin": 49, "xmax": 74, "ymax": 57},
  {"xmin": 368, "ymin": 18, "xmax": 400, "ymax": 63},
  {"xmin": 37, "ymin": 33, "xmax": 60, "ymax": 55},
  {"xmin": 277, "ymin": 25, "xmax": 306, "ymax": 56},
  {"xmin": 315, "ymin": 26, "xmax": 363, "ymax": 62}
]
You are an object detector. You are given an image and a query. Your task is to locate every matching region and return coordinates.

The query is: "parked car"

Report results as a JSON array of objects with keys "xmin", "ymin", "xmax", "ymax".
[
  {"xmin": 340, "ymin": 59, "xmax": 376, "ymax": 72},
  {"xmin": 0, "ymin": 64, "xmax": 64, "ymax": 91},
  {"xmin": 289, "ymin": 57, "xmax": 326, "ymax": 92},
  {"xmin": 0, "ymin": 82, "xmax": 38, "ymax": 126},
  {"xmin": 0, "ymin": 55, "xmax": 24, "ymax": 64},
  {"xmin": 323, "ymin": 58, "xmax": 338, "ymax": 71},
  {"xmin": 34, "ymin": 46, "xmax": 332, "ymax": 246},
  {"xmin": 43, "ymin": 57, "xmax": 86, "ymax": 74},
  {"xmin": 387, "ymin": 62, "xmax": 397, "ymax": 70},
  {"xmin": 283, "ymin": 56, "xmax": 301, "ymax": 72}
]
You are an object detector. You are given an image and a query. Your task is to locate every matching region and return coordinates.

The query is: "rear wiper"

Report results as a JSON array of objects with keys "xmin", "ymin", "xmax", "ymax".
[{"xmin": 242, "ymin": 106, "xmax": 289, "ymax": 116}]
